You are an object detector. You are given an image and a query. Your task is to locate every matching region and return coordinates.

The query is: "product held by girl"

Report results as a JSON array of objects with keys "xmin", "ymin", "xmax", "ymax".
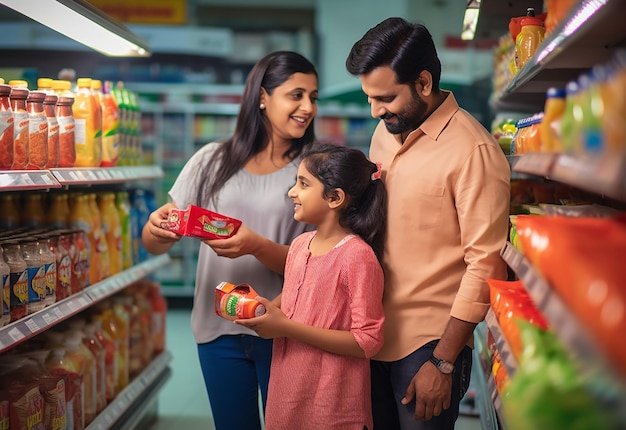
[{"xmin": 215, "ymin": 282, "xmax": 266, "ymax": 320}]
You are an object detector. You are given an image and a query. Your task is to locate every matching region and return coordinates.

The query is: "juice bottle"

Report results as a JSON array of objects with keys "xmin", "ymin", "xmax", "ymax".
[
  {"xmin": 53, "ymin": 80, "xmax": 76, "ymax": 168},
  {"xmin": 130, "ymin": 190, "xmax": 149, "ymax": 264},
  {"xmin": 68, "ymin": 194, "xmax": 92, "ymax": 290},
  {"xmin": 8, "ymin": 85, "xmax": 29, "ymax": 169},
  {"xmin": 55, "ymin": 230, "xmax": 73, "ymax": 301},
  {"xmin": 89, "ymin": 317, "xmax": 117, "ymax": 404},
  {"xmin": 36, "ymin": 235, "xmax": 57, "ymax": 307},
  {"xmin": 21, "ymin": 238, "xmax": 46, "ymax": 314},
  {"xmin": 579, "ymin": 70, "xmax": 605, "ymax": 155},
  {"xmin": 100, "ymin": 81, "xmax": 120, "ymax": 167},
  {"xmin": 129, "ymin": 91, "xmax": 142, "ymax": 165},
  {"xmin": 0, "ymin": 356, "xmax": 46, "ymax": 430},
  {"xmin": 0, "ymin": 244, "xmax": 10, "ymax": 328},
  {"xmin": 149, "ymin": 281, "xmax": 167, "ymax": 354},
  {"xmin": 100, "ymin": 303, "xmax": 129, "ymax": 394},
  {"xmin": 515, "ymin": 8, "xmax": 545, "ymax": 71},
  {"xmin": 98, "ymin": 192, "xmax": 122, "ymax": 276},
  {"xmin": 132, "ymin": 284, "xmax": 154, "ymax": 365},
  {"xmin": 112, "ymin": 86, "xmax": 129, "ymax": 166},
  {"xmin": 22, "ymin": 192, "xmax": 45, "ymax": 228},
  {"xmin": 2, "ymin": 240, "xmax": 28, "ymax": 321},
  {"xmin": 0, "ymin": 193, "xmax": 20, "ymax": 229},
  {"xmin": 26, "ymin": 90, "xmax": 49, "ymax": 170},
  {"xmin": 39, "ymin": 78, "xmax": 60, "ymax": 169},
  {"xmin": 46, "ymin": 344, "xmax": 84, "ymax": 430},
  {"xmin": 87, "ymin": 193, "xmax": 109, "ymax": 282},
  {"xmin": 73, "ymin": 78, "xmax": 102, "ymax": 167},
  {"xmin": 539, "ymin": 87, "xmax": 566, "ymax": 152},
  {"xmin": 115, "ymin": 191, "xmax": 133, "ymax": 269},
  {"xmin": 66, "ymin": 330, "xmax": 97, "ymax": 426},
  {"xmin": 602, "ymin": 51, "xmax": 626, "ymax": 153},
  {"xmin": 83, "ymin": 321, "xmax": 106, "ymax": 413},
  {"xmin": 47, "ymin": 193, "xmax": 70, "ymax": 229},
  {"xmin": 0, "ymin": 83, "xmax": 14, "ymax": 169},
  {"xmin": 560, "ymin": 80, "xmax": 583, "ymax": 153}
]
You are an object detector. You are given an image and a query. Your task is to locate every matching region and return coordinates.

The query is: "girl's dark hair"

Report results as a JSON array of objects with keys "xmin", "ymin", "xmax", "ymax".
[
  {"xmin": 301, "ymin": 144, "xmax": 387, "ymax": 262},
  {"xmin": 195, "ymin": 51, "xmax": 318, "ymax": 207},
  {"xmin": 346, "ymin": 17, "xmax": 441, "ymax": 92}
]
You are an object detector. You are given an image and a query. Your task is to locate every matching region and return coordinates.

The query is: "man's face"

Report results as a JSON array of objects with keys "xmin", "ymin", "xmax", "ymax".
[{"xmin": 360, "ymin": 66, "xmax": 429, "ymax": 135}]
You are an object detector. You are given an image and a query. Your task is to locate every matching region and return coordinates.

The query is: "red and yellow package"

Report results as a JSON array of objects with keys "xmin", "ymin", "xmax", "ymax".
[
  {"xmin": 162, "ymin": 205, "xmax": 242, "ymax": 240},
  {"xmin": 515, "ymin": 214, "xmax": 626, "ymax": 377},
  {"xmin": 215, "ymin": 282, "xmax": 266, "ymax": 320}
]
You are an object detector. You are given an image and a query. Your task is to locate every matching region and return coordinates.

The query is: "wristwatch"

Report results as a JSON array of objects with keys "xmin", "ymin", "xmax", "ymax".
[{"xmin": 429, "ymin": 353, "xmax": 454, "ymax": 374}]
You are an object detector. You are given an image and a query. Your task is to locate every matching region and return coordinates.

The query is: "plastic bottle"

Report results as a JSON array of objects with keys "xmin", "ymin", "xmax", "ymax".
[
  {"xmin": 66, "ymin": 329, "xmax": 97, "ymax": 426},
  {"xmin": 148, "ymin": 281, "xmax": 167, "ymax": 354},
  {"xmin": 83, "ymin": 321, "xmax": 106, "ymax": 413},
  {"xmin": 100, "ymin": 303, "xmax": 129, "ymax": 394},
  {"xmin": 130, "ymin": 189, "xmax": 149, "ymax": 264},
  {"xmin": 560, "ymin": 80, "xmax": 583, "ymax": 153},
  {"xmin": 46, "ymin": 344, "xmax": 84, "ymax": 430},
  {"xmin": 3, "ymin": 240, "xmax": 28, "ymax": 321},
  {"xmin": 36, "ymin": 235, "xmax": 57, "ymax": 307},
  {"xmin": 515, "ymin": 8, "xmax": 545, "ymax": 71},
  {"xmin": 99, "ymin": 80, "xmax": 121, "ymax": 167},
  {"xmin": 0, "ymin": 193, "xmax": 21, "ymax": 230},
  {"xmin": 129, "ymin": 91, "xmax": 142, "ymax": 165},
  {"xmin": 115, "ymin": 191, "xmax": 133, "ymax": 269},
  {"xmin": 0, "ymin": 355, "xmax": 46, "ymax": 430},
  {"xmin": 112, "ymin": 86, "xmax": 129, "ymax": 165},
  {"xmin": 21, "ymin": 238, "xmax": 46, "ymax": 314},
  {"xmin": 53, "ymin": 80, "xmax": 76, "ymax": 168},
  {"xmin": 98, "ymin": 192, "xmax": 122, "ymax": 276},
  {"xmin": 87, "ymin": 192, "xmax": 109, "ymax": 282},
  {"xmin": 89, "ymin": 316, "xmax": 117, "ymax": 404},
  {"xmin": 8, "ymin": 85, "xmax": 29, "ymax": 169},
  {"xmin": 47, "ymin": 192, "xmax": 70, "ymax": 229},
  {"xmin": 539, "ymin": 87, "xmax": 566, "ymax": 152},
  {"xmin": 55, "ymin": 230, "xmax": 73, "ymax": 301},
  {"xmin": 599, "ymin": 51, "xmax": 626, "ymax": 153},
  {"xmin": 26, "ymin": 90, "xmax": 49, "ymax": 170},
  {"xmin": 579, "ymin": 71, "xmax": 605, "ymax": 155},
  {"xmin": 0, "ymin": 244, "xmax": 11, "ymax": 328},
  {"xmin": 73, "ymin": 78, "xmax": 102, "ymax": 167},
  {"xmin": 72, "ymin": 229, "xmax": 90, "ymax": 293},
  {"xmin": 0, "ymin": 83, "xmax": 14, "ymax": 169},
  {"xmin": 39, "ymin": 78, "xmax": 60, "ymax": 168},
  {"xmin": 68, "ymin": 195, "xmax": 92, "ymax": 291},
  {"xmin": 22, "ymin": 192, "xmax": 45, "ymax": 228}
]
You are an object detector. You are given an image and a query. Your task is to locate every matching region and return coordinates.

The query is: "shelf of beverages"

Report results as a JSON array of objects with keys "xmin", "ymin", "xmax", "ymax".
[
  {"xmin": 0, "ymin": 254, "xmax": 170, "ymax": 353},
  {"xmin": 0, "ymin": 165, "xmax": 164, "ymax": 191},
  {"xmin": 86, "ymin": 350, "xmax": 173, "ymax": 430}
]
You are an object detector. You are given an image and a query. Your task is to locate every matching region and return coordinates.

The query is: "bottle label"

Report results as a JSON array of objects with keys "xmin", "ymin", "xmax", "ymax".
[
  {"xmin": 27, "ymin": 265, "xmax": 46, "ymax": 305},
  {"xmin": 2, "ymin": 274, "xmax": 9, "ymax": 317},
  {"xmin": 59, "ymin": 255, "xmax": 72, "ymax": 291},
  {"xmin": 10, "ymin": 270, "xmax": 28, "ymax": 307},
  {"xmin": 45, "ymin": 261, "xmax": 57, "ymax": 297}
]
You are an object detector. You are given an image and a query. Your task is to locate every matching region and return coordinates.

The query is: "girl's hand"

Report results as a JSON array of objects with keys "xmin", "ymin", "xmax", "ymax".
[
  {"xmin": 146, "ymin": 202, "xmax": 181, "ymax": 244},
  {"xmin": 203, "ymin": 225, "xmax": 261, "ymax": 258},
  {"xmin": 234, "ymin": 296, "xmax": 290, "ymax": 339}
]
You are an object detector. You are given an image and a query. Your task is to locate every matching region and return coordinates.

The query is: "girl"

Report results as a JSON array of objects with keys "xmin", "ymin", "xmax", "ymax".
[
  {"xmin": 237, "ymin": 143, "xmax": 387, "ymax": 430},
  {"xmin": 142, "ymin": 51, "xmax": 319, "ymax": 430}
]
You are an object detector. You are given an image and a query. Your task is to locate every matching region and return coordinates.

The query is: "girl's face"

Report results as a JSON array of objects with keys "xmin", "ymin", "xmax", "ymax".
[
  {"xmin": 288, "ymin": 161, "xmax": 330, "ymax": 226},
  {"xmin": 262, "ymin": 72, "xmax": 318, "ymax": 146}
]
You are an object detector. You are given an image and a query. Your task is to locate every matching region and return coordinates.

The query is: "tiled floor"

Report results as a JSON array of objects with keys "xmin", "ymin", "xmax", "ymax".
[{"xmin": 150, "ymin": 308, "xmax": 483, "ymax": 430}]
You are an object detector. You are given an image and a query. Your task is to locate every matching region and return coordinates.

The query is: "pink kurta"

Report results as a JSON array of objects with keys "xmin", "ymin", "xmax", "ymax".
[{"xmin": 265, "ymin": 232, "xmax": 385, "ymax": 430}]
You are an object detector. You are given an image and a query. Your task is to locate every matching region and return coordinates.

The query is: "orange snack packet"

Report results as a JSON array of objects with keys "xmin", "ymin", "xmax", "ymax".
[
  {"xmin": 161, "ymin": 205, "xmax": 242, "ymax": 240},
  {"xmin": 215, "ymin": 282, "xmax": 266, "ymax": 320}
]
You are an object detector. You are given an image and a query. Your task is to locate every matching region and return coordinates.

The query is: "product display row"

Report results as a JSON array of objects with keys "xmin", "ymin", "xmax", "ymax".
[{"xmin": 474, "ymin": 1, "xmax": 626, "ymax": 429}]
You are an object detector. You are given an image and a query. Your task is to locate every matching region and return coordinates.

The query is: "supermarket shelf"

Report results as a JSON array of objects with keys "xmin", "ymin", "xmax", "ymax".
[
  {"xmin": 484, "ymin": 309, "xmax": 518, "ymax": 377},
  {"xmin": 0, "ymin": 254, "xmax": 171, "ymax": 353},
  {"xmin": 0, "ymin": 166, "xmax": 164, "ymax": 191},
  {"xmin": 51, "ymin": 166, "xmax": 164, "ymax": 186},
  {"xmin": 512, "ymin": 152, "xmax": 626, "ymax": 201},
  {"xmin": 470, "ymin": 0, "xmax": 544, "ymax": 41},
  {"xmin": 496, "ymin": 0, "xmax": 626, "ymax": 109},
  {"xmin": 0, "ymin": 169, "xmax": 61, "ymax": 191},
  {"xmin": 501, "ymin": 242, "xmax": 626, "ymax": 414},
  {"xmin": 86, "ymin": 350, "xmax": 173, "ymax": 430}
]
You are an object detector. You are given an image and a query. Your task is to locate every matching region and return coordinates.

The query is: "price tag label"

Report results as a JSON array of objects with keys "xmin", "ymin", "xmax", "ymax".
[
  {"xmin": 8, "ymin": 327, "xmax": 24, "ymax": 342},
  {"xmin": 69, "ymin": 171, "xmax": 80, "ymax": 181},
  {"xmin": 53, "ymin": 307, "xmax": 64, "ymax": 319},
  {"xmin": 24, "ymin": 318, "xmax": 40, "ymax": 334},
  {"xmin": 42, "ymin": 311, "xmax": 58, "ymax": 326}
]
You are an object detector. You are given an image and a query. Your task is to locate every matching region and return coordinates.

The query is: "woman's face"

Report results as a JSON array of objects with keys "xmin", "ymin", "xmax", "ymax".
[{"xmin": 262, "ymin": 72, "xmax": 318, "ymax": 146}]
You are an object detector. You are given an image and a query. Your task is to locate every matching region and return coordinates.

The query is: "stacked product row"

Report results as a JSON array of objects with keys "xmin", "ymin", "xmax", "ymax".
[
  {"xmin": 0, "ymin": 76, "xmax": 143, "ymax": 171},
  {"xmin": 0, "ymin": 281, "xmax": 167, "ymax": 430},
  {"xmin": 0, "ymin": 189, "xmax": 155, "ymax": 326}
]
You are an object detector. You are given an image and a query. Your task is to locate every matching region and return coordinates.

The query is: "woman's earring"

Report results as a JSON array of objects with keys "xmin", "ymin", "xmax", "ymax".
[{"xmin": 260, "ymin": 103, "xmax": 266, "ymax": 110}]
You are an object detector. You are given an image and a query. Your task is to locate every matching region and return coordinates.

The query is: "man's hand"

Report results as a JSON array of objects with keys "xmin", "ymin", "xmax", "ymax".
[{"xmin": 401, "ymin": 361, "xmax": 452, "ymax": 421}]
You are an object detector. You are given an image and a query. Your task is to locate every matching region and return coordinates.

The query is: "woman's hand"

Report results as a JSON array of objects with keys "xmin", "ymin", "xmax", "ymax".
[
  {"xmin": 142, "ymin": 202, "xmax": 181, "ymax": 254},
  {"xmin": 203, "ymin": 225, "xmax": 261, "ymax": 258},
  {"xmin": 234, "ymin": 296, "xmax": 290, "ymax": 339}
]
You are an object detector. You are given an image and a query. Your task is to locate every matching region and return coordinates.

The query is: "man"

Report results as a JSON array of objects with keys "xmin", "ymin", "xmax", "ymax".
[{"xmin": 346, "ymin": 17, "xmax": 510, "ymax": 429}]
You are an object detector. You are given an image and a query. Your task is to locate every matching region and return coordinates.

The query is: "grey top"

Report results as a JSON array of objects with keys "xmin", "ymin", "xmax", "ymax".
[{"xmin": 169, "ymin": 142, "xmax": 311, "ymax": 344}]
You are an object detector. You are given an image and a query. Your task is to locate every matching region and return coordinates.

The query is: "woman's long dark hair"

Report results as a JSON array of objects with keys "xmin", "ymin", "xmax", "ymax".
[
  {"xmin": 301, "ymin": 144, "xmax": 387, "ymax": 262},
  {"xmin": 195, "ymin": 51, "xmax": 318, "ymax": 208}
]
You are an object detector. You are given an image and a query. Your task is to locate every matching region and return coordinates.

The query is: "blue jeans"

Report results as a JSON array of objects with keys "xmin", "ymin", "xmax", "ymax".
[
  {"xmin": 371, "ymin": 340, "xmax": 472, "ymax": 430},
  {"xmin": 197, "ymin": 334, "xmax": 273, "ymax": 430}
]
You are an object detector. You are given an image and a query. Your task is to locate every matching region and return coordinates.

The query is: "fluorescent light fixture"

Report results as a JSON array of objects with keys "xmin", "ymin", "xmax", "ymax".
[
  {"xmin": 0, "ymin": 0, "xmax": 151, "ymax": 57},
  {"xmin": 461, "ymin": 8, "xmax": 480, "ymax": 41}
]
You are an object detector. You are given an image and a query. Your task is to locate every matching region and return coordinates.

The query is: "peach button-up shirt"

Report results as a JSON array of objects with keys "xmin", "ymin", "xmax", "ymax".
[{"xmin": 369, "ymin": 91, "xmax": 510, "ymax": 361}]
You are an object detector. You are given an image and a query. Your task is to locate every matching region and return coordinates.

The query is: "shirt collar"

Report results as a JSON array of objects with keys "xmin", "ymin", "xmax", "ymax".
[{"xmin": 396, "ymin": 90, "xmax": 459, "ymax": 145}]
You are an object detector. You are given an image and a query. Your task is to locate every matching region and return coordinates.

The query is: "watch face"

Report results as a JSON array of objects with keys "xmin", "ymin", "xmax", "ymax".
[{"xmin": 438, "ymin": 361, "xmax": 454, "ymax": 374}]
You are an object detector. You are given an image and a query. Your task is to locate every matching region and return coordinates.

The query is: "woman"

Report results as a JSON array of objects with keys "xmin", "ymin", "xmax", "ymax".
[{"xmin": 141, "ymin": 51, "xmax": 319, "ymax": 430}]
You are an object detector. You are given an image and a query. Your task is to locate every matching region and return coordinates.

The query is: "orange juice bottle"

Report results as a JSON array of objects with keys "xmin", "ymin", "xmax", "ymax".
[
  {"xmin": 0, "ymin": 193, "xmax": 20, "ymax": 229},
  {"xmin": 602, "ymin": 51, "xmax": 626, "ymax": 153},
  {"xmin": 66, "ymin": 329, "xmax": 97, "ymax": 426},
  {"xmin": 100, "ymin": 81, "xmax": 120, "ymax": 167},
  {"xmin": 89, "ymin": 317, "xmax": 117, "ymax": 404},
  {"xmin": 38, "ymin": 78, "xmax": 60, "ymax": 168},
  {"xmin": 148, "ymin": 281, "xmax": 167, "ymax": 354},
  {"xmin": 22, "ymin": 192, "xmax": 45, "ymax": 228},
  {"xmin": 115, "ymin": 191, "xmax": 133, "ymax": 270},
  {"xmin": 87, "ymin": 193, "xmax": 109, "ymax": 282},
  {"xmin": 73, "ymin": 78, "xmax": 102, "ymax": 167},
  {"xmin": 515, "ymin": 8, "xmax": 545, "ymax": 71},
  {"xmin": 101, "ymin": 302, "xmax": 129, "ymax": 393},
  {"xmin": 47, "ymin": 192, "xmax": 70, "ymax": 229},
  {"xmin": 540, "ymin": 87, "xmax": 566, "ymax": 152},
  {"xmin": 98, "ymin": 192, "xmax": 122, "ymax": 276},
  {"xmin": 8, "ymin": 84, "xmax": 29, "ymax": 169},
  {"xmin": 53, "ymin": 80, "xmax": 76, "ymax": 168},
  {"xmin": 81, "ymin": 322, "xmax": 107, "ymax": 414},
  {"xmin": 26, "ymin": 90, "xmax": 49, "ymax": 170},
  {"xmin": 68, "ymin": 194, "xmax": 93, "ymax": 290},
  {"xmin": 0, "ymin": 83, "xmax": 14, "ymax": 170}
]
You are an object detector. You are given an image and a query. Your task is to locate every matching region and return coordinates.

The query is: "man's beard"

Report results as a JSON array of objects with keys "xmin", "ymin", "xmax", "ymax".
[{"xmin": 381, "ymin": 92, "xmax": 428, "ymax": 135}]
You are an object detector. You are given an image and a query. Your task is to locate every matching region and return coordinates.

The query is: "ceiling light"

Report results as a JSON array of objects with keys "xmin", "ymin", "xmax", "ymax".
[{"xmin": 0, "ymin": 0, "xmax": 151, "ymax": 57}]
